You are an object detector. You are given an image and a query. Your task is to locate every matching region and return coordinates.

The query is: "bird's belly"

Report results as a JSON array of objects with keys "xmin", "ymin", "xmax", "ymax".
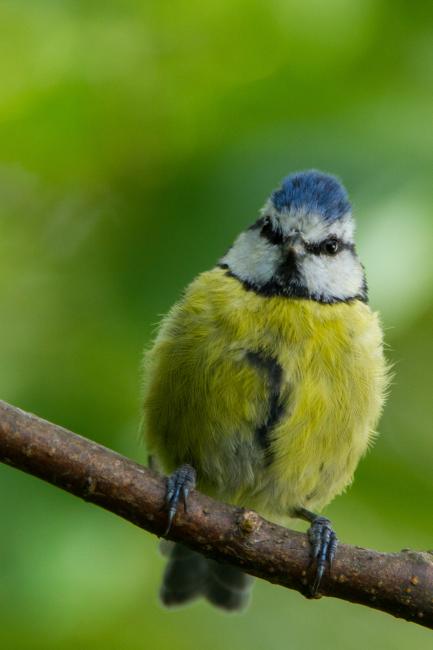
[
  {"xmin": 214, "ymin": 334, "xmax": 380, "ymax": 516},
  {"xmin": 227, "ymin": 407, "xmax": 370, "ymax": 518},
  {"xmin": 222, "ymin": 423, "xmax": 363, "ymax": 517}
]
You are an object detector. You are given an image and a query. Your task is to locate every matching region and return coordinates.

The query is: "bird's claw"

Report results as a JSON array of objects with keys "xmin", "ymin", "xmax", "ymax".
[
  {"xmin": 308, "ymin": 516, "xmax": 338, "ymax": 596},
  {"xmin": 163, "ymin": 464, "xmax": 196, "ymax": 535}
]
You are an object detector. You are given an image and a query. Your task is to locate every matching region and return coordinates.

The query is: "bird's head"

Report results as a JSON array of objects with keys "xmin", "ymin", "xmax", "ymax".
[{"xmin": 219, "ymin": 170, "xmax": 367, "ymax": 304}]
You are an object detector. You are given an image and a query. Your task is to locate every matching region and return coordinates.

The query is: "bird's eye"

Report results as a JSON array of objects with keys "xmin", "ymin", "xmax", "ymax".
[
  {"xmin": 260, "ymin": 217, "xmax": 284, "ymax": 245},
  {"xmin": 322, "ymin": 238, "xmax": 341, "ymax": 255}
]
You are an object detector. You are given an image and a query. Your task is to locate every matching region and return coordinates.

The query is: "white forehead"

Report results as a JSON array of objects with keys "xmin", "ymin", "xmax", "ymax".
[{"xmin": 261, "ymin": 199, "xmax": 355, "ymax": 243}]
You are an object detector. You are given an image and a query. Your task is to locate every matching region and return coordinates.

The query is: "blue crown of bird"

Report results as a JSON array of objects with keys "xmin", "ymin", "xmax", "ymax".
[{"xmin": 271, "ymin": 170, "xmax": 351, "ymax": 220}]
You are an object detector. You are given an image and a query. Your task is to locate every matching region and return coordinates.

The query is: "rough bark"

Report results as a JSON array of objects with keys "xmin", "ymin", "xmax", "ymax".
[{"xmin": 0, "ymin": 399, "xmax": 431, "ymax": 629}]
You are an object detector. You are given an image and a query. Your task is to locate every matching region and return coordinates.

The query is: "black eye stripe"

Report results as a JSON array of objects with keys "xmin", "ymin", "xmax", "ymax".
[
  {"xmin": 252, "ymin": 219, "xmax": 355, "ymax": 256},
  {"xmin": 259, "ymin": 217, "xmax": 284, "ymax": 246},
  {"xmin": 305, "ymin": 238, "xmax": 355, "ymax": 256}
]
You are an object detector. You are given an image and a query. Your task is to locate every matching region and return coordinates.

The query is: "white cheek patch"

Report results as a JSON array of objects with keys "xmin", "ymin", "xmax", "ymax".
[
  {"xmin": 220, "ymin": 230, "xmax": 280, "ymax": 285},
  {"xmin": 300, "ymin": 250, "xmax": 364, "ymax": 301}
]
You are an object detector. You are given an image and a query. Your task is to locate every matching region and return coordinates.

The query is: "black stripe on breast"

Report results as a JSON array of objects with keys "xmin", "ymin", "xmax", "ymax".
[{"xmin": 246, "ymin": 351, "xmax": 286, "ymax": 458}]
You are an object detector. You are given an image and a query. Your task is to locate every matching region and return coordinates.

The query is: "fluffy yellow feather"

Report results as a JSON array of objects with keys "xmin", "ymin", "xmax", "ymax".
[{"xmin": 144, "ymin": 266, "xmax": 388, "ymax": 519}]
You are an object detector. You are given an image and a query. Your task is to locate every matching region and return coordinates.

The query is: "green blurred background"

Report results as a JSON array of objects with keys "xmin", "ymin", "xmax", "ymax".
[{"xmin": 0, "ymin": 1, "xmax": 432, "ymax": 648}]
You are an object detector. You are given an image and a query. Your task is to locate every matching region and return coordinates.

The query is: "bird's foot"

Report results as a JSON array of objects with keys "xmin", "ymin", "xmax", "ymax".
[
  {"xmin": 163, "ymin": 464, "xmax": 196, "ymax": 535},
  {"xmin": 294, "ymin": 507, "xmax": 338, "ymax": 596},
  {"xmin": 307, "ymin": 515, "xmax": 338, "ymax": 596}
]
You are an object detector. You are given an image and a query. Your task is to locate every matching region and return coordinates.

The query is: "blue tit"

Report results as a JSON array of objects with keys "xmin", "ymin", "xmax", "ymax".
[{"xmin": 142, "ymin": 170, "xmax": 389, "ymax": 611}]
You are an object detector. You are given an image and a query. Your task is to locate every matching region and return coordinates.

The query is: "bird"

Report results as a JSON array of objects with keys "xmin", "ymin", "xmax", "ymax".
[{"xmin": 142, "ymin": 169, "xmax": 389, "ymax": 611}]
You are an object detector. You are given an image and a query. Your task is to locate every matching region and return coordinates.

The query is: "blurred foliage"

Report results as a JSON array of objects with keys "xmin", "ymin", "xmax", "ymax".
[{"xmin": 0, "ymin": 1, "xmax": 433, "ymax": 648}]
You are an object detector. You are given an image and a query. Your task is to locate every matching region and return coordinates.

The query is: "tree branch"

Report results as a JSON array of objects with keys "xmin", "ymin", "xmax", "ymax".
[{"xmin": 0, "ymin": 399, "xmax": 431, "ymax": 628}]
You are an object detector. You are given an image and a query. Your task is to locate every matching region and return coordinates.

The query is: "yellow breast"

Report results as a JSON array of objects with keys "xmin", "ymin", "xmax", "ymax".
[{"xmin": 143, "ymin": 267, "xmax": 389, "ymax": 519}]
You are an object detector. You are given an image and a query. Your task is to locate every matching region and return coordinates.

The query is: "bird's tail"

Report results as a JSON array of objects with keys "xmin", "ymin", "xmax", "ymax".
[{"xmin": 160, "ymin": 542, "xmax": 253, "ymax": 611}]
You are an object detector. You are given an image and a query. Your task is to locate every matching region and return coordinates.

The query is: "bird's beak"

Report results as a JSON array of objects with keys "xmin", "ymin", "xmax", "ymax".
[{"xmin": 286, "ymin": 234, "xmax": 305, "ymax": 257}]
